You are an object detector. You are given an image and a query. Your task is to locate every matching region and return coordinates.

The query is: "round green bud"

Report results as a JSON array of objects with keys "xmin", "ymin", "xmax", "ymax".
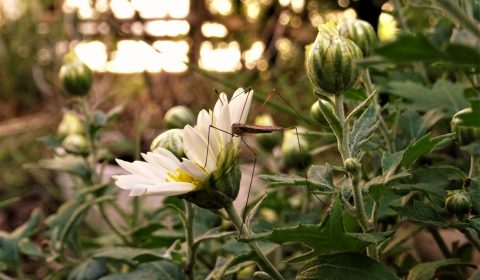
[
  {"xmin": 451, "ymin": 108, "xmax": 480, "ymax": 146},
  {"xmin": 253, "ymin": 271, "xmax": 275, "ymax": 280},
  {"xmin": 57, "ymin": 112, "xmax": 85, "ymax": 139},
  {"xmin": 445, "ymin": 190, "xmax": 471, "ymax": 216},
  {"xmin": 281, "ymin": 126, "xmax": 312, "ymax": 169},
  {"xmin": 254, "ymin": 114, "xmax": 281, "ymax": 151},
  {"xmin": 163, "ymin": 106, "xmax": 195, "ymax": 129},
  {"xmin": 62, "ymin": 134, "xmax": 88, "ymax": 155},
  {"xmin": 310, "ymin": 99, "xmax": 333, "ymax": 127},
  {"xmin": 344, "ymin": 157, "xmax": 360, "ymax": 173},
  {"xmin": 305, "ymin": 23, "xmax": 363, "ymax": 96},
  {"xmin": 59, "ymin": 53, "xmax": 93, "ymax": 96},
  {"xmin": 150, "ymin": 129, "xmax": 185, "ymax": 159},
  {"xmin": 337, "ymin": 19, "xmax": 378, "ymax": 56}
]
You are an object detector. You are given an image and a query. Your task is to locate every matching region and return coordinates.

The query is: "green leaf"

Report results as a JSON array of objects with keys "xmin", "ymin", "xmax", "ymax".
[
  {"xmin": 18, "ymin": 238, "xmax": 44, "ymax": 258},
  {"xmin": 391, "ymin": 201, "xmax": 448, "ymax": 227},
  {"xmin": 68, "ymin": 259, "xmax": 107, "ymax": 280},
  {"xmin": 99, "ymin": 260, "xmax": 185, "ymax": 280},
  {"xmin": 295, "ymin": 252, "xmax": 400, "ymax": 280},
  {"xmin": 388, "ymin": 79, "xmax": 468, "ymax": 116},
  {"xmin": 457, "ymin": 99, "xmax": 480, "ymax": 128},
  {"xmin": 27, "ymin": 155, "xmax": 91, "ymax": 179},
  {"xmin": 346, "ymin": 231, "xmax": 395, "ymax": 244},
  {"xmin": 259, "ymin": 198, "xmax": 368, "ymax": 254},
  {"xmin": 381, "ymin": 151, "xmax": 405, "ymax": 181},
  {"xmin": 348, "ymin": 104, "xmax": 378, "ymax": 157},
  {"xmin": 375, "ymin": 33, "xmax": 444, "ymax": 62},
  {"xmin": 406, "ymin": 259, "xmax": 471, "ymax": 280},
  {"xmin": 245, "ymin": 193, "xmax": 268, "ymax": 230},
  {"xmin": 92, "ymin": 247, "xmax": 167, "ymax": 265},
  {"xmin": 259, "ymin": 171, "xmax": 332, "ymax": 193},
  {"xmin": 402, "ymin": 133, "xmax": 454, "ymax": 166},
  {"xmin": 307, "ymin": 164, "xmax": 334, "ymax": 190}
]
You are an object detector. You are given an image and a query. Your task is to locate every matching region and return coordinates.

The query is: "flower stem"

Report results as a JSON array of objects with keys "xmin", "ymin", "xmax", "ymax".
[
  {"xmin": 224, "ymin": 203, "xmax": 284, "ymax": 280},
  {"xmin": 184, "ymin": 201, "xmax": 196, "ymax": 280},
  {"xmin": 469, "ymin": 155, "xmax": 479, "ymax": 178}
]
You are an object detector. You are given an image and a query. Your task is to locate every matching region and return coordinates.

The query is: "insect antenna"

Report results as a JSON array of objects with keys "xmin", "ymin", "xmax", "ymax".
[{"xmin": 271, "ymin": 89, "xmax": 312, "ymax": 126}]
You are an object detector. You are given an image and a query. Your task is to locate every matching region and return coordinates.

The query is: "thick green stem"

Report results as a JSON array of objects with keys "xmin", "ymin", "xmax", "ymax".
[
  {"xmin": 334, "ymin": 95, "xmax": 376, "ymax": 259},
  {"xmin": 335, "ymin": 95, "xmax": 348, "ymax": 161},
  {"xmin": 224, "ymin": 203, "xmax": 284, "ymax": 280},
  {"xmin": 185, "ymin": 202, "xmax": 196, "ymax": 280},
  {"xmin": 469, "ymin": 155, "xmax": 479, "ymax": 178},
  {"xmin": 99, "ymin": 203, "xmax": 130, "ymax": 245}
]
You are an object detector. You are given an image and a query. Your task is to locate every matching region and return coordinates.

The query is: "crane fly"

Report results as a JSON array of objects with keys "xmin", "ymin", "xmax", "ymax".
[{"xmin": 204, "ymin": 87, "xmax": 328, "ymax": 237}]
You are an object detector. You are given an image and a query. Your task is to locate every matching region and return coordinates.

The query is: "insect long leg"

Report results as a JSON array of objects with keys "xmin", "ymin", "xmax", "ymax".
[
  {"xmin": 285, "ymin": 126, "xmax": 329, "ymax": 208},
  {"xmin": 238, "ymin": 136, "xmax": 257, "ymax": 238}
]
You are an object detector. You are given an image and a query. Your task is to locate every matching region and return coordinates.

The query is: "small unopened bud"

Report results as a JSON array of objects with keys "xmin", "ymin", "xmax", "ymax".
[
  {"xmin": 281, "ymin": 127, "xmax": 311, "ymax": 169},
  {"xmin": 150, "ymin": 129, "xmax": 185, "ymax": 159},
  {"xmin": 253, "ymin": 271, "xmax": 275, "ymax": 280},
  {"xmin": 445, "ymin": 190, "xmax": 471, "ymax": 216},
  {"xmin": 59, "ymin": 52, "xmax": 93, "ymax": 96},
  {"xmin": 337, "ymin": 19, "xmax": 377, "ymax": 56},
  {"xmin": 344, "ymin": 157, "xmax": 360, "ymax": 173},
  {"xmin": 310, "ymin": 99, "xmax": 333, "ymax": 128},
  {"xmin": 254, "ymin": 114, "xmax": 281, "ymax": 150},
  {"xmin": 164, "ymin": 106, "xmax": 195, "ymax": 129},
  {"xmin": 305, "ymin": 23, "xmax": 363, "ymax": 95},
  {"xmin": 57, "ymin": 112, "xmax": 85, "ymax": 139},
  {"xmin": 62, "ymin": 134, "xmax": 88, "ymax": 155},
  {"xmin": 451, "ymin": 108, "xmax": 480, "ymax": 146}
]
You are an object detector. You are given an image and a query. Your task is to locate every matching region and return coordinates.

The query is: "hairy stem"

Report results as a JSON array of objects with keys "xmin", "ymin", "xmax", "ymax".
[
  {"xmin": 99, "ymin": 203, "xmax": 130, "ymax": 245},
  {"xmin": 224, "ymin": 203, "xmax": 284, "ymax": 280},
  {"xmin": 185, "ymin": 202, "xmax": 196, "ymax": 280}
]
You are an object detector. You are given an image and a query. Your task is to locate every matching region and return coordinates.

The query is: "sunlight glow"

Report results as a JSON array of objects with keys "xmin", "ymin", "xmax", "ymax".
[
  {"xmin": 208, "ymin": 0, "xmax": 233, "ymax": 16},
  {"xmin": 201, "ymin": 22, "xmax": 228, "ymax": 38},
  {"xmin": 110, "ymin": 0, "xmax": 135, "ymax": 19},
  {"xmin": 145, "ymin": 20, "xmax": 190, "ymax": 37},
  {"xmin": 75, "ymin": 41, "xmax": 108, "ymax": 72},
  {"xmin": 131, "ymin": 0, "xmax": 189, "ymax": 19},
  {"xmin": 243, "ymin": 41, "xmax": 265, "ymax": 69},
  {"xmin": 63, "ymin": 0, "xmax": 96, "ymax": 19},
  {"xmin": 199, "ymin": 41, "xmax": 242, "ymax": 72},
  {"xmin": 153, "ymin": 40, "xmax": 189, "ymax": 73}
]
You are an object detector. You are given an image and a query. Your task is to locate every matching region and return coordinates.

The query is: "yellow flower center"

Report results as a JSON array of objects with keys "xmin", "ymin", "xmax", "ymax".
[{"xmin": 167, "ymin": 168, "xmax": 202, "ymax": 187}]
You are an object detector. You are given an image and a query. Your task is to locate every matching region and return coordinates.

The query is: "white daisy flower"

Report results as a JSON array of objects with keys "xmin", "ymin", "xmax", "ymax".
[{"xmin": 113, "ymin": 88, "xmax": 253, "ymax": 198}]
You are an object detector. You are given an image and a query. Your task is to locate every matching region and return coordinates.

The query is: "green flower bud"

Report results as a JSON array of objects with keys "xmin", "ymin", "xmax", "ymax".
[
  {"xmin": 254, "ymin": 114, "xmax": 281, "ymax": 150},
  {"xmin": 305, "ymin": 23, "xmax": 363, "ymax": 95},
  {"xmin": 253, "ymin": 271, "xmax": 275, "ymax": 280},
  {"xmin": 150, "ymin": 129, "xmax": 185, "ymax": 159},
  {"xmin": 281, "ymin": 127, "xmax": 312, "ymax": 169},
  {"xmin": 62, "ymin": 134, "xmax": 88, "ymax": 155},
  {"xmin": 451, "ymin": 108, "xmax": 480, "ymax": 146},
  {"xmin": 445, "ymin": 190, "xmax": 471, "ymax": 216},
  {"xmin": 344, "ymin": 157, "xmax": 360, "ymax": 173},
  {"xmin": 59, "ymin": 52, "xmax": 93, "ymax": 96},
  {"xmin": 57, "ymin": 112, "xmax": 85, "ymax": 139},
  {"xmin": 164, "ymin": 106, "xmax": 195, "ymax": 129},
  {"xmin": 180, "ymin": 143, "xmax": 241, "ymax": 209},
  {"xmin": 337, "ymin": 19, "xmax": 378, "ymax": 56},
  {"xmin": 310, "ymin": 99, "xmax": 333, "ymax": 128}
]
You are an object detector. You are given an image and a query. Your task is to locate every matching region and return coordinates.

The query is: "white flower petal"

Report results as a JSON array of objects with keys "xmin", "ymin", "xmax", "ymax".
[
  {"xmin": 115, "ymin": 174, "xmax": 154, "ymax": 189},
  {"xmin": 228, "ymin": 88, "xmax": 252, "ymax": 124},
  {"xmin": 183, "ymin": 125, "xmax": 217, "ymax": 172},
  {"xmin": 116, "ymin": 159, "xmax": 162, "ymax": 180},
  {"xmin": 180, "ymin": 159, "xmax": 208, "ymax": 180},
  {"xmin": 141, "ymin": 152, "xmax": 176, "ymax": 173},
  {"xmin": 153, "ymin": 148, "xmax": 181, "ymax": 165},
  {"xmin": 143, "ymin": 182, "xmax": 195, "ymax": 196}
]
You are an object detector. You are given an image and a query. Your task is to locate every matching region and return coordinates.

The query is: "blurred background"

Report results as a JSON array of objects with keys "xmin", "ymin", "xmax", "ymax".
[{"xmin": 0, "ymin": 0, "xmax": 396, "ymax": 232}]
